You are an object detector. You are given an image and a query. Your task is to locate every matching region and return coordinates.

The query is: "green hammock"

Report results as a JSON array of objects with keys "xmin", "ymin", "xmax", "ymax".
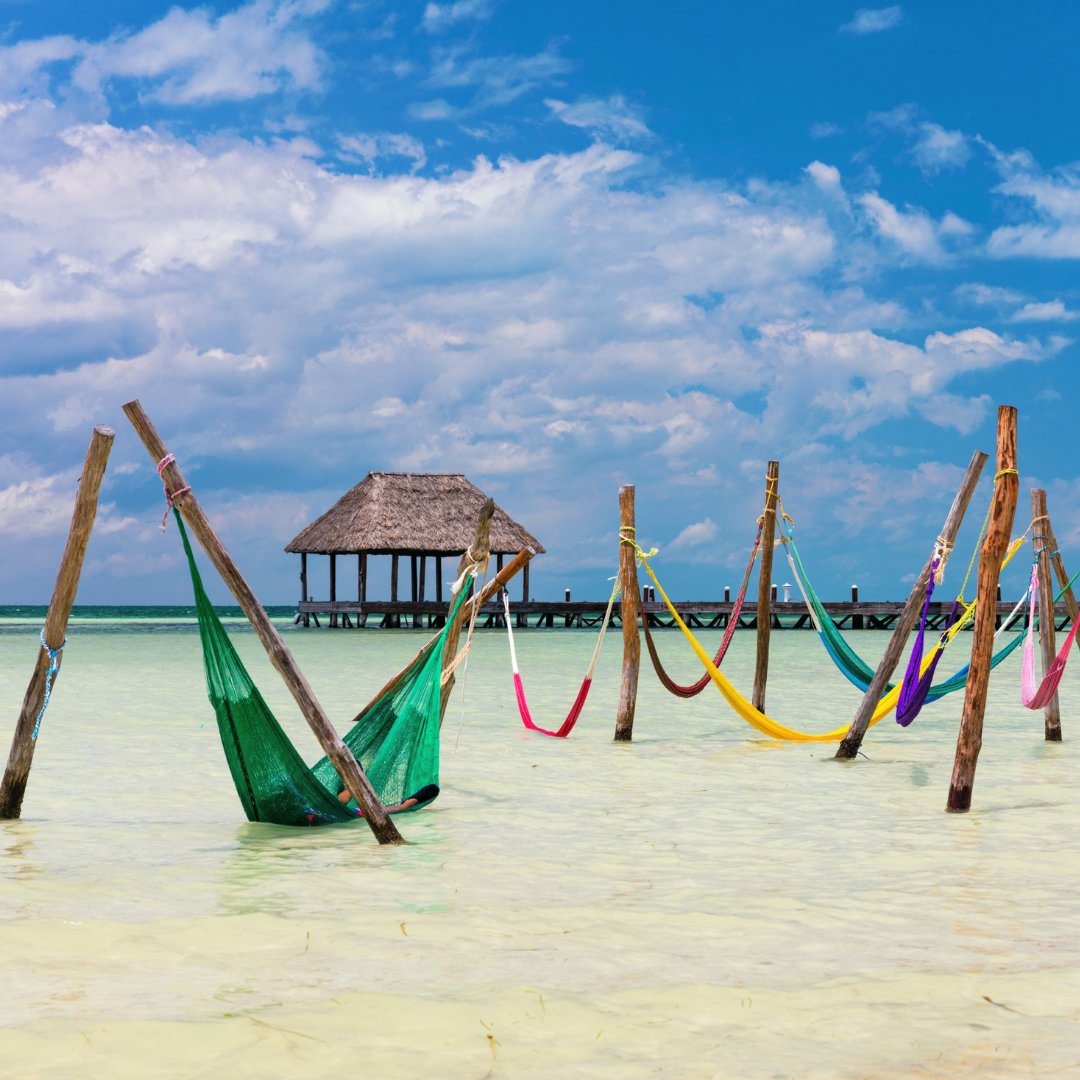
[
  {"xmin": 177, "ymin": 511, "xmax": 470, "ymax": 827},
  {"xmin": 781, "ymin": 527, "xmax": 1025, "ymax": 699}
]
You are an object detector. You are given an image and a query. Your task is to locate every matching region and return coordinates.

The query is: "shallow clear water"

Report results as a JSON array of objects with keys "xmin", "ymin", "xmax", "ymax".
[{"xmin": 1, "ymin": 616, "xmax": 1078, "ymax": 1079}]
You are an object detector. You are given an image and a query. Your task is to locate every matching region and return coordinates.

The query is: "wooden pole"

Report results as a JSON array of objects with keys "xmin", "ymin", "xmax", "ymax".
[
  {"xmin": 329, "ymin": 553, "xmax": 337, "ymax": 628},
  {"xmin": 1043, "ymin": 507, "xmax": 1080, "ymax": 655},
  {"xmin": 837, "ymin": 449, "xmax": 989, "ymax": 760},
  {"xmin": 752, "ymin": 462, "xmax": 779, "ymax": 712},
  {"xmin": 614, "ymin": 485, "xmax": 641, "ymax": 741},
  {"xmin": 358, "ymin": 552, "xmax": 367, "ymax": 628},
  {"xmin": 1031, "ymin": 489, "xmax": 1061, "ymax": 741},
  {"xmin": 1, "ymin": 426, "xmax": 115, "ymax": 819},
  {"xmin": 439, "ymin": 499, "xmax": 495, "ymax": 723},
  {"xmin": 121, "ymin": 400, "xmax": 403, "ymax": 845},
  {"xmin": 300, "ymin": 552, "xmax": 309, "ymax": 627},
  {"xmin": 947, "ymin": 406, "xmax": 1019, "ymax": 812}
]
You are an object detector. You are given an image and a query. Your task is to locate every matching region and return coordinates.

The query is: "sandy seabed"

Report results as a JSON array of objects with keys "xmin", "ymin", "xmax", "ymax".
[{"xmin": 1, "ymin": 618, "xmax": 1078, "ymax": 1078}]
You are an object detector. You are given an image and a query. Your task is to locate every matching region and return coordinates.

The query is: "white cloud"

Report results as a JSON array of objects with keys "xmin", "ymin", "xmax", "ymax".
[
  {"xmin": 426, "ymin": 42, "xmax": 572, "ymax": 111},
  {"xmin": 805, "ymin": 161, "xmax": 842, "ymax": 190},
  {"xmin": 421, "ymin": 0, "xmax": 495, "ymax": 34},
  {"xmin": 0, "ymin": 0, "xmax": 327, "ymax": 106},
  {"xmin": 339, "ymin": 132, "xmax": 427, "ymax": 173},
  {"xmin": 840, "ymin": 6, "xmax": 904, "ymax": 34},
  {"xmin": 985, "ymin": 146, "xmax": 1080, "ymax": 258},
  {"xmin": 668, "ymin": 518, "xmax": 719, "ymax": 551},
  {"xmin": 912, "ymin": 122, "xmax": 970, "ymax": 175},
  {"xmin": 546, "ymin": 95, "xmax": 651, "ymax": 142},
  {"xmin": 855, "ymin": 192, "xmax": 967, "ymax": 263},
  {"xmin": 1012, "ymin": 301, "xmax": 1078, "ymax": 323}
]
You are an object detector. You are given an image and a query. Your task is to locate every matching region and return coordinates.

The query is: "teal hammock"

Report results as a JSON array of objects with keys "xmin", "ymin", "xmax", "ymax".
[
  {"xmin": 780, "ymin": 524, "xmax": 1025, "ymax": 702},
  {"xmin": 178, "ymin": 510, "xmax": 469, "ymax": 827}
]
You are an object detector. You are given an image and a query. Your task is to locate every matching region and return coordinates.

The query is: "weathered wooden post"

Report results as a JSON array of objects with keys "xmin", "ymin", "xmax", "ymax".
[
  {"xmin": 614, "ymin": 485, "xmax": 642, "ymax": 741},
  {"xmin": 439, "ymin": 499, "xmax": 494, "ymax": 723},
  {"xmin": 1031, "ymin": 489, "xmax": 1061, "ymax": 741},
  {"xmin": 851, "ymin": 585, "xmax": 863, "ymax": 630},
  {"xmin": 1043, "ymin": 508, "xmax": 1080, "ymax": 655},
  {"xmin": 837, "ymin": 449, "xmax": 988, "ymax": 760},
  {"xmin": 752, "ymin": 462, "xmax": 779, "ymax": 712},
  {"xmin": 947, "ymin": 406, "xmax": 1019, "ymax": 812},
  {"xmin": 1, "ymin": 426, "xmax": 115, "ymax": 819},
  {"xmin": 122, "ymin": 400, "xmax": 403, "ymax": 845}
]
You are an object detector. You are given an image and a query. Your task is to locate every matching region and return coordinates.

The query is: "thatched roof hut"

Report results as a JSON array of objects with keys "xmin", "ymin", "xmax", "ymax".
[
  {"xmin": 285, "ymin": 472, "xmax": 544, "ymax": 556},
  {"xmin": 285, "ymin": 472, "xmax": 544, "ymax": 627}
]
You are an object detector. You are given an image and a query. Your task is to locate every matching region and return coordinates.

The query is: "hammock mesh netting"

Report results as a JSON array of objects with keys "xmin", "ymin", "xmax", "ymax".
[{"xmin": 178, "ymin": 511, "xmax": 468, "ymax": 826}]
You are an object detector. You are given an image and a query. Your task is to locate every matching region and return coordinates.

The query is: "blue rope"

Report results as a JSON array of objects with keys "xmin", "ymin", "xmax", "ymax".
[{"xmin": 32, "ymin": 630, "xmax": 66, "ymax": 741}]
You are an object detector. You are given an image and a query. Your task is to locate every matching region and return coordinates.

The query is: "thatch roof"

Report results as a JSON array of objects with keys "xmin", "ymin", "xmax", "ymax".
[{"xmin": 285, "ymin": 472, "xmax": 545, "ymax": 556}]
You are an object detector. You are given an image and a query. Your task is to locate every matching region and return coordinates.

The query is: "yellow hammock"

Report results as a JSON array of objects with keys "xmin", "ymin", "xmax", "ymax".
[{"xmin": 628, "ymin": 536, "xmax": 1025, "ymax": 743}]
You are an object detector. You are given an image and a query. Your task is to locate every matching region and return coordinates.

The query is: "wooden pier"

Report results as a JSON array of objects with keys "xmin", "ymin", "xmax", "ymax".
[{"xmin": 295, "ymin": 594, "xmax": 1072, "ymax": 632}]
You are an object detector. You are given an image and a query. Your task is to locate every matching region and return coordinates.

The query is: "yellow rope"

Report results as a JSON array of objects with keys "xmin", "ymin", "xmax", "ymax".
[{"xmin": 623, "ymin": 535, "xmax": 1025, "ymax": 743}]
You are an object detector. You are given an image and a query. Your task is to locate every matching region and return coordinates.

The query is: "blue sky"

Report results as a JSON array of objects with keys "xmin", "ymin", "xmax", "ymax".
[{"xmin": 1, "ymin": 1, "xmax": 1078, "ymax": 605}]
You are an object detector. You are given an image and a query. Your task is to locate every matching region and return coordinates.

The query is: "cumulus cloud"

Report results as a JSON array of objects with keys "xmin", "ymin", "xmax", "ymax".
[
  {"xmin": 0, "ymin": 7, "xmax": 1072, "ymax": 604},
  {"xmin": 840, "ymin": 6, "xmax": 904, "ymax": 34}
]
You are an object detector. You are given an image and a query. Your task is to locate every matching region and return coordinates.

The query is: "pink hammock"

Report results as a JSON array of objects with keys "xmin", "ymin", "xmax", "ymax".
[
  {"xmin": 501, "ymin": 584, "xmax": 619, "ymax": 738},
  {"xmin": 1021, "ymin": 563, "xmax": 1080, "ymax": 709}
]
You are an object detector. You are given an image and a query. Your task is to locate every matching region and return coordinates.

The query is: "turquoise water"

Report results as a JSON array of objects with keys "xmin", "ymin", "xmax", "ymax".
[{"xmin": 1, "ymin": 613, "xmax": 1078, "ymax": 1078}]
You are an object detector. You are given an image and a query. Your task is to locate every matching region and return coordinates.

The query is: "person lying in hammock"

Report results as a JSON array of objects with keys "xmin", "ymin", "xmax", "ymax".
[{"xmin": 336, "ymin": 782, "xmax": 440, "ymax": 816}]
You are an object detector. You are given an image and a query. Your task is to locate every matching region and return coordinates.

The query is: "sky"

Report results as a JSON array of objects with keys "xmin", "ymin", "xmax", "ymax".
[{"xmin": 1, "ymin": 0, "xmax": 1079, "ymax": 606}]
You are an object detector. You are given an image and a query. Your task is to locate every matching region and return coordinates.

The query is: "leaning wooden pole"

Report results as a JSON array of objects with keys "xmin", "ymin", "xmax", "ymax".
[
  {"xmin": 1, "ymin": 426, "xmax": 115, "ymax": 819},
  {"xmin": 122, "ymin": 400, "xmax": 403, "ymax": 846},
  {"xmin": 439, "ymin": 499, "xmax": 494, "ymax": 725},
  {"xmin": 947, "ymin": 406, "xmax": 1019, "ymax": 812},
  {"xmin": 752, "ymin": 461, "xmax": 779, "ymax": 712},
  {"xmin": 1042, "ymin": 507, "xmax": 1080, "ymax": 659},
  {"xmin": 1031, "ymin": 488, "xmax": 1061, "ymax": 741},
  {"xmin": 836, "ymin": 448, "xmax": 989, "ymax": 760},
  {"xmin": 614, "ymin": 485, "xmax": 641, "ymax": 741}
]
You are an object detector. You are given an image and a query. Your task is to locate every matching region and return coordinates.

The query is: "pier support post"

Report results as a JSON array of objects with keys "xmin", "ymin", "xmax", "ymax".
[
  {"xmin": 837, "ymin": 448, "xmax": 988, "ymax": 760},
  {"xmin": 1032, "ymin": 489, "xmax": 1061, "ymax": 741},
  {"xmin": 947, "ymin": 406, "xmax": 1019, "ymax": 812},
  {"xmin": 1, "ymin": 426, "xmax": 115, "ymax": 819},
  {"xmin": 615, "ymin": 485, "xmax": 641, "ymax": 741},
  {"xmin": 123, "ymin": 400, "xmax": 404, "ymax": 845},
  {"xmin": 752, "ymin": 462, "xmax": 779, "ymax": 712}
]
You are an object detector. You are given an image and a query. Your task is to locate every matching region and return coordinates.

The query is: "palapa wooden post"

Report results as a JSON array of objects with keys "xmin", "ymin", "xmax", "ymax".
[
  {"xmin": 614, "ymin": 485, "xmax": 641, "ymax": 741},
  {"xmin": 947, "ymin": 406, "xmax": 1019, "ymax": 812},
  {"xmin": 1031, "ymin": 489, "xmax": 1061, "ymax": 741},
  {"xmin": 122, "ymin": 400, "xmax": 403, "ymax": 846},
  {"xmin": 1, "ymin": 426, "xmax": 115, "ymax": 819},
  {"xmin": 439, "ymin": 499, "xmax": 495, "ymax": 724},
  {"xmin": 752, "ymin": 462, "xmax": 779, "ymax": 712},
  {"xmin": 837, "ymin": 448, "xmax": 988, "ymax": 760}
]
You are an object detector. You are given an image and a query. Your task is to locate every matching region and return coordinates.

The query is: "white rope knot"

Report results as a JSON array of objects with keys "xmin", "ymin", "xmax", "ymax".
[
  {"xmin": 450, "ymin": 545, "xmax": 489, "ymax": 596},
  {"xmin": 931, "ymin": 536, "xmax": 953, "ymax": 585}
]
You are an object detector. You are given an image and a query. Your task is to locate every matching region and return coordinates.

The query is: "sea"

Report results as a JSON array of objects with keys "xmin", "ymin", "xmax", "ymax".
[{"xmin": 1, "ymin": 606, "xmax": 1078, "ymax": 1079}]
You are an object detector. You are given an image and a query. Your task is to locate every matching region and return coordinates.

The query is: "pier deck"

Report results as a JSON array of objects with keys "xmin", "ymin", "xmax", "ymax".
[{"xmin": 295, "ymin": 598, "xmax": 1068, "ymax": 631}]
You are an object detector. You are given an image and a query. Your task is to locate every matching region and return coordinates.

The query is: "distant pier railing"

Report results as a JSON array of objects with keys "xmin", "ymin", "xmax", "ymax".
[{"xmin": 294, "ymin": 593, "xmax": 1069, "ymax": 631}]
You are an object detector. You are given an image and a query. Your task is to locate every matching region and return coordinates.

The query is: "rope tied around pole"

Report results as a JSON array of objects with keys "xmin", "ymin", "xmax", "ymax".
[
  {"xmin": 156, "ymin": 454, "xmax": 191, "ymax": 531},
  {"xmin": 931, "ymin": 536, "xmax": 954, "ymax": 585},
  {"xmin": 31, "ymin": 630, "xmax": 66, "ymax": 740},
  {"xmin": 619, "ymin": 525, "xmax": 656, "ymax": 561}
]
